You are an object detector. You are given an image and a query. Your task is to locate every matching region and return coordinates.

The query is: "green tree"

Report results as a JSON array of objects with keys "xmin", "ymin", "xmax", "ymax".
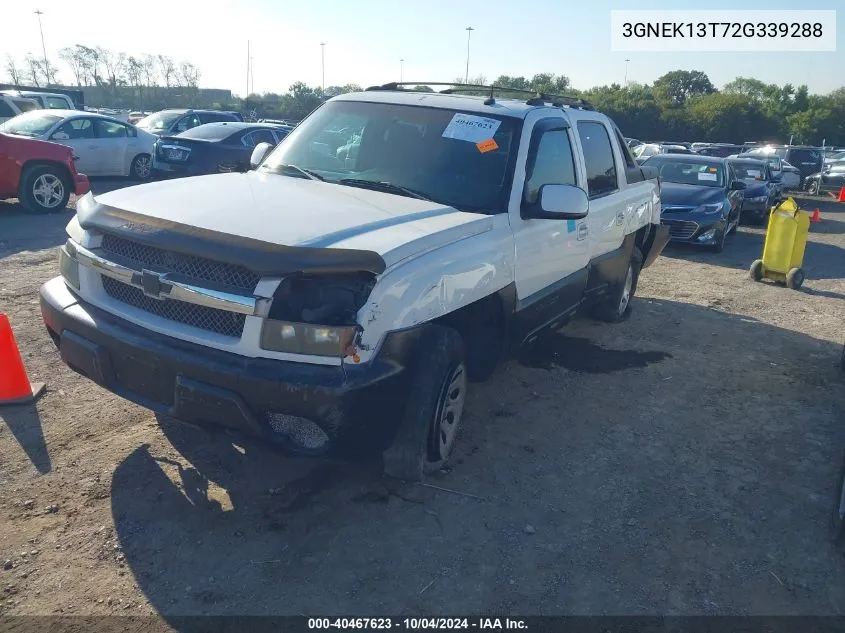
[{"xmin": 653, "ymin": 70, "xmax": 715, "ymax": 106}]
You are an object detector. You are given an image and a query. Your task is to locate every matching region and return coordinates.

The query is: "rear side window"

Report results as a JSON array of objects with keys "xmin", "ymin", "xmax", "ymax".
[
  {"xmin": 44, "ymin": 96, "xmax": 70, "ymax": 109},
  {"xmin": 790, "ymin": 148, "xmax": 821, "ymax": 164},
  {"xmin": 612, "ymin": 126, "xmax": 637, "ymax": 169},
  {"xmin": 577, "ymin": 121, "xmax": 618, "ymax": 197},
  {"xmin": 0, "ymin": 100, "xmax": 13, "ymax": 117},
  {"xmin": 12, "ymin": 98, "xmax": 39, "ymax": 113},
  {"xmin": 523, "ymin": 129, "xmax": 577, "ymax": 205}
]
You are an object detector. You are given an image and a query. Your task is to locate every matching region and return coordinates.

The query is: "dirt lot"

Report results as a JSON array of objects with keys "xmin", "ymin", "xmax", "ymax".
[{"xmin": 2, "ymin": 180, "xmax": 845, "ymax": 622}]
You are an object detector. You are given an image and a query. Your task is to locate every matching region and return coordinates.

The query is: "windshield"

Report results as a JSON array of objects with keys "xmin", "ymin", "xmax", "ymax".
[
  {"xmin": 261, "ymin": 100, "xmax": 519, "ymax": 213},
  {"xmin": 730, "ymin": 162, "xmax": 767, "ymax": 180},
  {"xmin": 645, "ymin": 157, "xmax": 725, "ymax": 188},
  {"xmin": 177, "ymin": 124, "xmax": 238, "ymax": 141},
  {"xmin": 136, "ymin": 111, "xmax": 182, "ymax": 131},
  {"xmin": 0, "ymin": 111, "xmax": 62, "ymax": 137}
]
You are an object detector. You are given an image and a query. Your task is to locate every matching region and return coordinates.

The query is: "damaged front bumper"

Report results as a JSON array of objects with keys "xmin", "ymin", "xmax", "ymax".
[{"xmin": 40, "ymin": 277, "xmax": 420, "ymax": 456}]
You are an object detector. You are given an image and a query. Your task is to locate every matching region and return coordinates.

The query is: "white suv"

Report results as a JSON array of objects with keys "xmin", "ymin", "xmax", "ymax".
[
  {"xmin": 0, "ymin": 94, "xmax": 40, "ymax": 124},
  {"xmin": 41, "ymin": 83, "xmax": 668, "ymax": 480}
]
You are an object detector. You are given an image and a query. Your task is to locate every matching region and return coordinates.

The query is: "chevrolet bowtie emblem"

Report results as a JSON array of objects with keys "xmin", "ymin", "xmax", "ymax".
[{"xmin": 139, "ymin": 269, "xmax": 170, "ymax": 299}]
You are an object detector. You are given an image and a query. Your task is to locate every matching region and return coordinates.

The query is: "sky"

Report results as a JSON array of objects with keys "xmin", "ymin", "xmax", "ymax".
[{"xmin": 2, "ymin": 0, "xmax": 842, "ymax": 97}]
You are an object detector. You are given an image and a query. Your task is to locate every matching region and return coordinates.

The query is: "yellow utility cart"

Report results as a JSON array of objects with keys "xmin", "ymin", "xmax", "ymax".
[{"xmin": 749, "ymin": 197, "xmax": 810, "ymax": 290}]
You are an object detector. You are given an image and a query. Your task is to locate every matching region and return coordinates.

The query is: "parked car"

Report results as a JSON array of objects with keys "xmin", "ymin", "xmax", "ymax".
[
  {"xmin": 0, "ymin": 94, "xmax": 40, "ymax": 124},
  {"xmin": 624, "ymin": 137, "xmax": 643, "ymax": 149},
  {"xmin": 656, "ymin": 141, "xmax": 693, "ymax": 149},
  {"xmin": 152, "ymin": 122, "xmax": 292, "ymax": 179},
  {"xmin": 745, "ymin": 145, "xmax": 824, "ymax": 182},
  {"xmin": 779, "ymin": 161, "xmax": 802, "ymax": 191},
  {"xmin": 734, "ymin": 152, "xmax": 785, "ymax": 185},
  {"xmin": 690, "ymin": 142, "xmax": 710, "ymax": 151},
  {"xmin": 1, "ymin": 90, "xmax": 76, "ymax": 110},
  {"xmin": 41, "ymin": 85, "xmax": 669, "ymax": 481},
  {"xmin": 696, "ymin": 144, "xmax": 745, "ymax": 158},
  {"xmin": 135, "ymin": 109, "xmax": 244, "ymax": 137},
  {"xmin": 0, "ymin": 131, "xmax": 90, "ymax": 213},
  {"xmin": 805, "ymin": 163, "xmax": 845, "ymax": 196},
  {"xmin": 0, "ymin": 109, "xmax": 156, "ymax": 180},
  {"xmin": 633, "ymin": 143, "xmax": 696, "ymax": 164},
  {"xmin": 643, "ymin": 154, "xmax": 745, "ymax": 252},
  {"xmin": 127, "ymin": 111, "xmax": 151, "ymax": 125},
  {"xmin": 727, "ymin": 157, "xmax": 780, "ymax": 224}
]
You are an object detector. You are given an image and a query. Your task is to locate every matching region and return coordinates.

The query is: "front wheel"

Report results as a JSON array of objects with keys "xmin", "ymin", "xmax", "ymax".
[
  {"xmin": 382, "ymin": 326, "xmax": 467, "ymax": 481},
  {"xmin": 807, "ymin": 179, "xmax": 820, "ymax": 196},
  {"xmin": 590, "ymin": 246, "xmax": 642, "ymax": 323},
  {"xmin": 709, "ymin": 225, "xmax": 727, "ymax": 253},
  {"xmin": 130, "ymin": 153, "xmax": 152, "ymax": 181},
  {"xmin": 20, "ymin": 165, "xmax": 71, "ymax": 214}
]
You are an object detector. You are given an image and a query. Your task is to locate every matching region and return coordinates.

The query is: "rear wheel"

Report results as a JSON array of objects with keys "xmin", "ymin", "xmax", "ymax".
[
  {"xmin": 130, "ymin": 153, "xmax": 152, "ymax": 181},
  {"xmin": 382, "ymin": 326, "xmax": 466, "ymax": 481},
  {"xmin": 20, "ymin": 165, "xmax": 71, "ymax": 214},
  {"xmin": 786, "ymin": 267, "xmax": 805, "ymax": 290},
  {"xmin": 591, "ymin": 246, "xmax": 642, "ymax": 323}
]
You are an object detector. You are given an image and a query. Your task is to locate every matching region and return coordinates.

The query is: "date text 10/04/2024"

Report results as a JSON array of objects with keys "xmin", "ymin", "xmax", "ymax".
[{"xmin": 307, "ymin": 618, "xmax": 529, "ymax": 630}]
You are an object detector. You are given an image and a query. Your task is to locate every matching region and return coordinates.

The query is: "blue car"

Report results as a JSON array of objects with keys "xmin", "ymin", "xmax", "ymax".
[
  {"xmin": 727, "ymin": 157, "xmax": 781, "ymax": 225},
  {"xmin": 151, "ymin": 122, "xmax": 292, "ymax": 180},
  {"xmin": 643, "ymin": 154, "xmax": 746, "ymax": 253}
]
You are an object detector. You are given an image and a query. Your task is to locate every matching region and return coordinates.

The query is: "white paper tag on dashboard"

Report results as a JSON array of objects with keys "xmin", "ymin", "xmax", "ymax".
[
  {"xmin": 441, "ymin": 113, "xmax": 501, "ymax": 143},
  {"xmin": 698, "ymin": 172, "xmax": 717, "ymax": 181}
]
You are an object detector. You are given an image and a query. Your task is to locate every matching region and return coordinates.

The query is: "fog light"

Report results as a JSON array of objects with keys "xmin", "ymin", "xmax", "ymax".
[
  {"xmin": 267, "ymin": 412, "xmax": 330, "ymax": 451},
  {"xmin": 59, "ymin": 246, "xmax": 80, "ymax": 290},
  {"xmin": 698, "ymin": 228, "xmax": 716, "ymax": 242}
]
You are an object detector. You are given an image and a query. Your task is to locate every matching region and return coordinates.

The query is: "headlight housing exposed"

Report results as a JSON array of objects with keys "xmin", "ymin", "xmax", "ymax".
[
  {"xmin": 58, "ymin": 241, "xmax": 80, "ymax": 290},
  {"xmin": 698, "ymin": 203, "xmax": 723, "ymax": 215},
  {"xmin": 259, "ymin": 273, "xmax": 376, "ymax": 358}
]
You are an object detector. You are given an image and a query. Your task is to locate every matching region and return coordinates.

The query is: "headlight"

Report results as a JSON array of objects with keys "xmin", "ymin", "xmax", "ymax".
[
  {"xmin": 260, "ymin": 320, "xmax": 358, "ymax": 357},
  {"xmin": 697, "ymin": 203, "xmax": 723, "ymax": 215}
]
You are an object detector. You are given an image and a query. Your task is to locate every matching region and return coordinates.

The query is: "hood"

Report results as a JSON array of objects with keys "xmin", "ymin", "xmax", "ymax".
[
  {"xmin": 84, "ymin": 172, "xmax": 491, "ymax": 270},
  {"xmin": 660, "ymin": 182, "xmax": 724, "ymax": 207}
]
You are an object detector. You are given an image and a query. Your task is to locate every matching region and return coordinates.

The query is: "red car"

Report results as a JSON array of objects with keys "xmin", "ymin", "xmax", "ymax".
[{"xmin": 0, "ymin": 132, "xmax": 90, "ymax": 214}]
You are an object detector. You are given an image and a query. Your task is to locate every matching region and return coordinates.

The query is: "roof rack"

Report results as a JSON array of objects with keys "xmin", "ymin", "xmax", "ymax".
[{"xmin": 363, "ymin": 82, "xmax": 594, "ymax": 110}]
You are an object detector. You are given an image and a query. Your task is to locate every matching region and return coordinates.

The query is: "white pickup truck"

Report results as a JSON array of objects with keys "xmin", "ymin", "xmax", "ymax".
[{"xmin": 41, "ymin": 83, "xmax": 669, "ymax": 480}]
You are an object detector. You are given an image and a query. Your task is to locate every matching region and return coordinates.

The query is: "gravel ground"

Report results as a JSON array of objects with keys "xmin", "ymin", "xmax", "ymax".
[{"xmin": 1, "ymin": 182, "xmax": 845, "ymax": 622}]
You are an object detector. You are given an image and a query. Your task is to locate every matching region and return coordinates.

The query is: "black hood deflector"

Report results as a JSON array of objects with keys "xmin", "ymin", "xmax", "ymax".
[{"xmin": 77, "ymin": 202, "xmax": 387, "ymax": 276}]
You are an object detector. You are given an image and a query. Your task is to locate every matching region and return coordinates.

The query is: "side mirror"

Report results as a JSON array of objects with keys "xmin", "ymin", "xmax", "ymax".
[
  {"xmin": 250, "ymin": 142, "xmax": 273, "ymax": 169},
  {"xmin": 730, "ymin": 180, "xmax": 747, "ymax": 190},
  {"xmin": 52, "ymin": 132, "xmax": 70, "ymax": 140},
  {"xmin": 522, "ymin": 184, "xmax": 589, "ymax": 220}
]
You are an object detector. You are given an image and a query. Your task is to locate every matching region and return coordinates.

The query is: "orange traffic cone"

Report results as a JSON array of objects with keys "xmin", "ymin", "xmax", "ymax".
[
  {"xmin": 0, "ymin": 314, "xmax": 45, "ymax": 405},
  {"xmin": 811, "ymin": 208, "xmax": 820, "ymax": 223},
  {"xmin": 838, "ymin": 187, "xmax": 845, "ymax": 203}
]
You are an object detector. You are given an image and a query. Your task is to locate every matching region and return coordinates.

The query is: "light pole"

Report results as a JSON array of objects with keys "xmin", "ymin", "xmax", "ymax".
[
  {"xmin": 34, "ymin": 10, "xmax": 50, "ymax": 85},
  {"xmin": 464, "ymin": 26, "xmax": 474, "ymax": 83},
  {"xmin": 400, "ymin": 58, "xmax": 404, "ymax": 82},
  {"xmin": 246, "ymin": 40, "xmax": 250, "ymax": 97},
  {"xmin": 250, "ymin": 56, "xmax": 254, "ymax": 95},
  {"xmin": 624, "ymin": 58, "xmax": 630, "ymax": 87},
  {"xmin": 320, "ymin": 42, "xmax": 326, "ymax": 90}
]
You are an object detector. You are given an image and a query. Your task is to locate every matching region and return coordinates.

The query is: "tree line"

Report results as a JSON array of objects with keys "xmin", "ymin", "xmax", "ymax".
[
  {"xmin": 4, "ymin": 51, "xmax": 843, "ymax": 145},
  {"xmin": 4, "ymin": 45, "xmax": 201, "ymax": 108}
]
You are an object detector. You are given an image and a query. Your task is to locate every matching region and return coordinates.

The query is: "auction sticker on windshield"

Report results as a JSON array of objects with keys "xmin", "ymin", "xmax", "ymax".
[
  {"xmin": 442, "ymin": 113, "xmax": 501, "ymax": 143},
  {"xmin": 476, "ymin": 138, "xmax": 499, "ymax": 153},
  {"xmin": 699, "ymin": 172, "xmax": 718, "ymax": 181}
]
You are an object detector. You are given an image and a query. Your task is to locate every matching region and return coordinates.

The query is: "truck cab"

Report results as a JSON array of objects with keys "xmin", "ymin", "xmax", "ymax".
[{"xmin": 41, "ymin": 84, "xmax": 668, "ymax": 480}]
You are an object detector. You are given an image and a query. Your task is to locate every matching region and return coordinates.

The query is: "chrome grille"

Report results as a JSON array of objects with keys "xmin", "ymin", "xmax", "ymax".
[
  {"xmin": 100, "ymin": 234, "xmax": 260, "ymax": 292},
  {"xmin": 102, "ymin": 276, "xmax": 246, "ymax": 338},
  {"xmin": 662, "ymin": 219, "xmax": 699, "ymax": 239}
]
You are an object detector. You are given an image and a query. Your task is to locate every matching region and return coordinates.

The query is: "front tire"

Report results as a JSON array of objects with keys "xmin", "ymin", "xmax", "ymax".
[
  {"xmin": 709, "ymin": 225, "xmax": 727, "ymax": 253},
  {"xmin": 382, "ymin": 326, "xmax": 467, "ymax": 481},
  {"xmin": 807, "ymin": 179, "xmax": 820, "ymax": 196},
  {"xmin": 19, "ymin": 165, "xmax": 71, "ymax": 214},
  {"xmin": 749, "ymin": 259, "xmax": 764, "ymax": 282},
  {"xmin": 591, "ymin": 246, "xmax": 642, "ymax": 323},
  {"xmin": 130, "ymin": 153, "xmax": 152, "ymax": 181}
]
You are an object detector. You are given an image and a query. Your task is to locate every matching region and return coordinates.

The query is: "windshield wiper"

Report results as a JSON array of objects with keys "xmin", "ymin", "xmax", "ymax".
[
  {"xmin": 276, "ymin": 164, "xmax": 325, "ymax": 181},
  {"xmin": 338, "ymin": 179, "xmax": 433, "ymax": 202}
]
